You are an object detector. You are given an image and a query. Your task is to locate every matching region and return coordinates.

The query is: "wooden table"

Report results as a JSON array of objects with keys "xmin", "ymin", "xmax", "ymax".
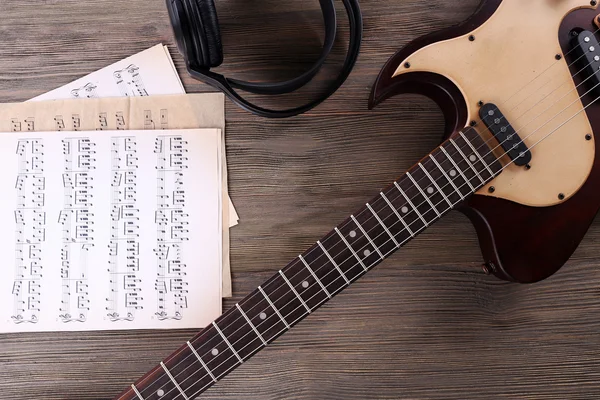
[{"xmin": 2, "ymin": 0, "xmax": 600, "ymax": 398}]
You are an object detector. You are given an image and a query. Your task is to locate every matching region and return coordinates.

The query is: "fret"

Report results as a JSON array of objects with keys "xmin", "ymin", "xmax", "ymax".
[
  {"xmin": 258, "ymin": 286, "xmax": 290, "ymax": 330},
  {"xmin": 238, "ymin": 289, "xmax": 288, "ymax": 342},
  {"xmin": 278, "ymin": 270, "xmax": 311, "ymax": 313},
  {"xmin": 119, "ymin": 131, "xmax": 506, "ymax": 400},
  {"xmin": 331, "ymin": 218, "xmax": 382, "ymax": 278},
  {"xmin": 160, "ymin": 362, "xmax": 189, "ymax": 400},
  {"xmin": 236, "ymin": 304, "xmax": 267, "ymax": 346},
  {"xmin": 212, "ymin": 321, "xmax": 244, "ymax": 363},
  {"xmin": 394, "ymin": 181, "xmax": 429, "ymax": 227},
  {"xmin": 133, "ymin": 365, "xmax": 179, "ymax": 400},
  {"xmin": 440, "ymin": 146, "xmax": 475, "ymax": 192},
  {"xmin": 168, "ymin": 342, "xmax": 218, "ymax": 400},
  {"xmin": 449, "ymin": 138, "xmax": 485, "ymax": 185},
  {"xmin": 131, "ymin": 384, "xmax": 145, "ymax": 400},
  {"xmin": 462, "ymin": 129, "xmax": 504, "ymax": 176},
  {"xmin": 259, "ymin": 273, "xmax": 307, "ymax": 329},
  {"xmin": 379, "ymin": 192, "xmax": 414, "ymax": 239},
  {"xmin": 187, "ymin": 341, "xmax": 217, "ymax": 383},
  {"xmin": 297, "ymin": 243, "xmax": 351, "ymax": 300},
  {"xmin": 459, "ymin": 131, "xmax": 496, "ymax": 178},
  {"xmin": 299, "ymin": 255, "xmax": 332, "ymax": 298},
  {"xmin": 159, "ymin": 327, "xmax": 230, "ymax": 397},
  {"xmin": 366, "ymin": 203, "xmax": 400, "ymax": 248},
  {"xmin": 186, "ymin": 324, "xmax": 240, "ymax": 381},
  {"xmin": 409, "ymin": 163, "xmax": 453, "ymax": 218},
  {"xmin": 334, "ymin": 227, "xmax": 368, "ymax": 272},
  {"xmin": 453, "ymin": 132, "xmax": 494, "ymax": 182},
  {"xmin": 312, "ymin": 228, "xmax": 370, "ymax": 287},
  {"xmin": 418, "ymin": 163, "xmax": 453, "ymax": 208},
  {"xmin": 213, "ymin": 306, "xmax": 264, "ymax": 363},
  {"xmin": 379, "ymin": 184, "xmax": 424, "ymax": 242},
  {"xmin": 350, "ymin": 215, "xmax": 384, "ymax": 259},
  {"xmin": 428, "ymin": 154, "xmax": 465, "ymax": 202},
  {"xmin": 346, "ymin": 204, "xmax": 398, "ymax": 261},
  {"xmin": 317, "ymin": 241, "xmax": 351, "ymax": 285},
  {"xmin": 406, "ymin": 171, "xmax": 441, "ymax": 218},
  {"xmin": 278, "ymin": 257, "xmax": 331, "ymax": 311}
]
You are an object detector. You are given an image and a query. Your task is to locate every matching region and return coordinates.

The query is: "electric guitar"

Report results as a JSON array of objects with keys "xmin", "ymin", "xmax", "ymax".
[{"xmin": 115, "ymin": 1, "xmax": 600, "ymax": 398}]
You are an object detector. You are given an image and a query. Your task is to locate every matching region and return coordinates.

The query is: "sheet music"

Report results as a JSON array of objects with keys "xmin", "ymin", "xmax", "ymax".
[
  {"xmin": 1, "ymin": 129, "xmax": 222, "ymax": 332},
  {"xmin": 30, "ymin": 45, "xmax": 184, "ymax": 101},
  {"xmin": 0, "ymin": 93, "xmax": 236, "ymax": 297}
]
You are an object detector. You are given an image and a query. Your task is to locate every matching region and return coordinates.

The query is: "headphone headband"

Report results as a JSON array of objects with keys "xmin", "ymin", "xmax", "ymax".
[{"xmin": 167, "ymin": 0, "xmax": 363, "ymax": 118}]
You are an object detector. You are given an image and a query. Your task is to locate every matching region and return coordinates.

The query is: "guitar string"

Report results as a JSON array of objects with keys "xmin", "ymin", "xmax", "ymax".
[
  {"xmin": 451, "ymin": 28, "xmax": 600, "ymax": 151},
  {"xmin": 478, "ymin": 51, "xmax": 594, "ymax": 137},
  {"xmin": 164, "ymin": 59, "xmax": 600, "ymax": 395},
  {"xmin": 394, "ymin": 28, "xmax": 599, "ymax": 179},
  {"xmin": 143, "ymin": 29, "xmax": 600, "ymax": 395},
  {"xmin": 152, "ymin": 71, "xmax": 600, "ymax": 398},
  {"xmin": 136, "ymin": 46, "xmax": 600, "ymax": 398},
  {"xmin": 481, "ymin": 28, "xmax": 597, "ymax": 111},
  {"xmin": 176, "ymin": 81, "xmax": 600, "ymax": 396},
  {"xmin": 135, "ymin": 33, "xmax": 600, "ymax": 399},
  {"xmin": 171, "ymin": 83, "xmax": 600, "ymax": 399},
  {"xmin": 470, "ymin": 66, "xmax": 600, "ymax": 173},
  {"xmin": 433, "ymin": 47, "xmax": 593, "ymax": 174}
]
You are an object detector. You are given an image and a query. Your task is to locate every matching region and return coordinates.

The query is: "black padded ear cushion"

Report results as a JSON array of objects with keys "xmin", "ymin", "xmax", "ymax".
[{"xmin": 194, "ymin": 0, "xmax": 223, "ymax": 68}]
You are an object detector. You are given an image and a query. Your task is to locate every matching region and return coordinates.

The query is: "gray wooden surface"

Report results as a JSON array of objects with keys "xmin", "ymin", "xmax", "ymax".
[{"xmin": 2, "ymin": 0, "xmax": 600, "ymax": 399}]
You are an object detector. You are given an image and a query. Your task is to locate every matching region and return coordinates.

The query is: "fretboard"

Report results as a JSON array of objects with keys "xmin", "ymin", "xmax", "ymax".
[{"xmin": 115, "ymin": 128, "xmax": 502, "ymax": 400}]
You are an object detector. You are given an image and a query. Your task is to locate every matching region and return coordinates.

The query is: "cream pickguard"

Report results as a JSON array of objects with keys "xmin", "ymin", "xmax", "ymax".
[{"xmin": 393, "ymin": 0, "xmax": 598, "ymax": 206}]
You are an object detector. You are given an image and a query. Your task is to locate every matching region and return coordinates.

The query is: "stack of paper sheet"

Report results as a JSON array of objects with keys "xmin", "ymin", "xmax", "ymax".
[{"xmin": 0, "ymin": 45, "xmax": 232, "ymax": 332}]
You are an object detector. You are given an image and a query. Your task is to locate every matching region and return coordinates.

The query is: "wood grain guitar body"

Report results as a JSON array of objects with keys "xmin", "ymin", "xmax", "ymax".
[{"xmin": 370, "ymin": 0, "xmax": 600, "ymax": 283}]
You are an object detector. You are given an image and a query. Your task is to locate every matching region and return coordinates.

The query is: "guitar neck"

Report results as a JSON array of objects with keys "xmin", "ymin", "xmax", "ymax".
[{"xmin": 116, "ymin": 128, "xmax": 502, "ymax": 400}]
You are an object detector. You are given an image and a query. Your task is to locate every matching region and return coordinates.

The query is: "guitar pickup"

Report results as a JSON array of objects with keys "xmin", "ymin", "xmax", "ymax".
[
  {"xmin": 571, "ymin": 30, "xmax": 600, "ymax": 96},
  {"xmin": 479, "ymin": 103, "xmax": 531, "ymax": 166}
]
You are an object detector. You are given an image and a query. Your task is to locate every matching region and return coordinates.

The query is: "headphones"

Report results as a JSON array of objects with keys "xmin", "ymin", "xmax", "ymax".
[{"xmin": 166, "ymin": 0, "xmax": 363, "ymax": 118}]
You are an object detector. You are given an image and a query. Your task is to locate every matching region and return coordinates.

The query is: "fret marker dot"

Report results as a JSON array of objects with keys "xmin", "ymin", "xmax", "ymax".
[
  {"xmin": 364, "ymin": 249, "xmax": 371, "ymax": 257},
  {"xmin": 427, "ymin": 187, "xmax": 434, "ymax": 194},
  {"xmin": 401, "ymin": 206, "xmax": 409, "ymax": 214},
  {"xmin": 450, "ymin": 170, "xmax": 457, "ymax": 177},
  {"xmin": 349, "ymin": 230, "xmax": 357, "ymax": 238},
  {"xmin": 212, "ymin": 348, "xmax": 219, "ymax": 356},
  {"xmin": 157, "ymin": 389, "xmax": 164, "ymax": 397},
  {"xmin": 259, "ymin": 312, "xmax": 267, "ymax": 320},
  {"xmin": 302, "ymin": 281, "xmax": 309, "ymax": 289},
  {"xmin": 469, "ymin": 155, "xmax": 477, "ymax": 162}
]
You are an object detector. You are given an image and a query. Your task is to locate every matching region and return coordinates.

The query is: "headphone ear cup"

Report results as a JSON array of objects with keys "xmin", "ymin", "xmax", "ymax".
[{"xmin": 195, "ymin": 0, "xmax": 224, "ymax": 68}]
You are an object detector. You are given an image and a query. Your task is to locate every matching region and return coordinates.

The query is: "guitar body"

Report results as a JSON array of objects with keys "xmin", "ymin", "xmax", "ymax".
[
  {"xmin": 370, "ymin": 0, "xmax": 600, "ymax": 283},
  {"xmin": 114, "ymin": 3, "xmax": 600, "ymax": 398}
]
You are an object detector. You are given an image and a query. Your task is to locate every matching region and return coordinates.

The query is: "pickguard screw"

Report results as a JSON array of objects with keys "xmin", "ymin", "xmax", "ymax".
[
  {"xmin": 488, "ymin": 186, "xmax": 496, "ymax": 193},
  {"xmin": 558, "ymin": 193, "xmax": 566, "ymax": 200},
  {"xmin": 555, "ymin": 54, "xmax": 562, "ymax": 60},
  {"xmin": 404, "ymin": 62, "xmax": 411, "ymax": 68},
  {"xmin": 477, "ymin": 100, "xmax": 484, "ymax": 107},
  {"xmin": 525, "ymin": 164, "xmax": 532, "ymax": 170},
  {"xmin": 586, "ymin": 134, "xmax": 593, "ymax": 141},
  {"xmin": 482, "ymin": 264, "xmax": 491, "ymax": 275},
  {"xmin": 469, "ymin": 35, "xmax": 476, "ymax": 42},
  {"xmin": 470, "ymin": 120, "xmax": 477, "ymax": 127}
]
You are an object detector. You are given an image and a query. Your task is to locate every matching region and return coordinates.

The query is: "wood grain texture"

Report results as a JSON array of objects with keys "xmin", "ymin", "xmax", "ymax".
[{"xmin": 2, "ymin": 0, "xmax": 600, "ymax": 399}]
